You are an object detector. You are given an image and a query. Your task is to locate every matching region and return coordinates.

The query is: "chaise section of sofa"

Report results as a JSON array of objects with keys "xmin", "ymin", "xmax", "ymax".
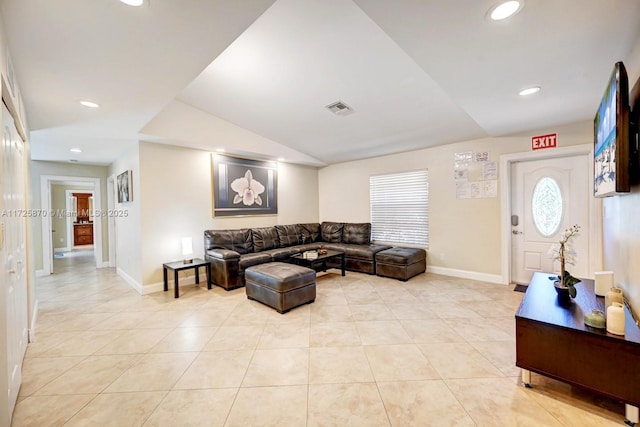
[
  {"xmin": 204, "ymin": 222, "xmax": 393, "ymax": 290},
  {"xmin": 321, "ymin": 222, "xmax": 392, "ymax": 274}
]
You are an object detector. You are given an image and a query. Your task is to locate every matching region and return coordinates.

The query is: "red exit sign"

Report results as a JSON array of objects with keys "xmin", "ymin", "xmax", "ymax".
[{"xmin": 532, "ymin": 133, "xmax": 557, "ymax": 150}]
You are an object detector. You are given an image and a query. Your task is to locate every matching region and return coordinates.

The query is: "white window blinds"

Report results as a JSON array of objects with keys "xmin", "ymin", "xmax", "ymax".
[{"xmin": 369, "ymin": 170, "xmax": 429, "ymax": 246}]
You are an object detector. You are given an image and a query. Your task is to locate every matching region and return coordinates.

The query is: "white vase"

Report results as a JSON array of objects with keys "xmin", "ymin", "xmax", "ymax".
[
  {"xmin": 605, "ymin": 287, "xmax": 623, "ymax": 314},
  {"xmin": 606, "ymin": 302, "xmax": 625, "ymax": 336}
]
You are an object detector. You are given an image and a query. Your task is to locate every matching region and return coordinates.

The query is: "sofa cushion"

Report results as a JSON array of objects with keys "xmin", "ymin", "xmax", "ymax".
[
  {"xmin": 321, "ymin": 222, "xmax": 344, "ymax": 243},
  {"xmin": 323, "ymin": 243, "xmax": 392, "ymax": 260},
  {"xmin": 275, "ymin": 224, "xmax": 301, "ymax": 247},
  {"xmin": 252, "ymin": 227, "xmax": 280, "ymax": 252},
  {"xmin": 264, "ymin": 247, "xmax": 300, "ymax": 262},
  {"xmin": 205, "ymin": 229, "xmax": 253, "ymax": 254},
  {"xmin": 299, "ymin": 223, "xmax": 321, "ymax": 243},
  {"xmin": 293, "ymin": 243, "xmax": 323, "ymax": 252},
  {"xmin": 342, "ymin": 223, "xmax": 371, "ymax": 245},
  {"xmin": 239, "ymin": 252, "xmax": 272, "ymax": 270},
  {"xmin": 375, "ymin": 247, "xmax": 426, "ymax": 265}
]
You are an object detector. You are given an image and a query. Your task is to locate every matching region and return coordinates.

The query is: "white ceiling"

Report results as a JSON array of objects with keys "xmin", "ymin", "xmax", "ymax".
[{"xmin": 2, "ymin": 0, "xmax": 640, "ymax": 166}]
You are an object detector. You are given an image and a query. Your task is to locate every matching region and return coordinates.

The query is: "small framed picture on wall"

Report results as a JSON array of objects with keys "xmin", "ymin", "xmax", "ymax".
[{"xmin": 117, "ymin": 170, "xmax": 133, "ymax": 203}]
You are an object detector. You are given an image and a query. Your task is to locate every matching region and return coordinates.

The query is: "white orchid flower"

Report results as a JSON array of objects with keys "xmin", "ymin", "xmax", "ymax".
[{"xmin": 230, "ymin": 169, "xmax": 265, "ymax": 206}]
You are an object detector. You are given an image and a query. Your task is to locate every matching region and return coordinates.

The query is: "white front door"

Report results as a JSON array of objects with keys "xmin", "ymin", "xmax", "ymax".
[
  {"xmin": 510, "ymin": 155, "xmax": 590, "ymax": 284},
  {"xmin": 2, "ymin": 105, "xmax": 28, "ymax": 418}
]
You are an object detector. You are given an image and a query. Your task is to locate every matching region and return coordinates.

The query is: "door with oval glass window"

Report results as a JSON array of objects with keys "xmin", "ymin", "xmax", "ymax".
[{"xmin": 510, "ymin": 155, "xmax": 590, "ymax": 284}]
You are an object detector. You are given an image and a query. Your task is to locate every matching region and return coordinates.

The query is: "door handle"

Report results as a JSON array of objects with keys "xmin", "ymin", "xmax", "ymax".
[
  {"xmin": 8, "ymin": 269, "xmax": 16, "ymax": 274},
  {"xmin": 512, "ymin": 230, "xmax": 523, "ymax": 235}
]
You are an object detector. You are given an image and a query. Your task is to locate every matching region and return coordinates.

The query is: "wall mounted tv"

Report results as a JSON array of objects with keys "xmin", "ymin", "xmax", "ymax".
[{"xmin": 594, "ymin": 61, "xmax": 630, "ymax": 197}]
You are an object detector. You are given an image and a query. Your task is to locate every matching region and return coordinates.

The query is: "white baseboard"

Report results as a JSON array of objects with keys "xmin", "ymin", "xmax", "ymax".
[
  {"xmin": 117, "ymin": 267, "xmax": 143, "ymax": 295},
  {"xmin": 28, "ymin": 299, "xmax": 39, "ymax": 342},
  {"xmin": 118, "ymin": 269, "xmax": 208, "ymax": 295},
  {"xmin": 427, "ymin": 266, "xmax": 505, "ymax": 284},
  {"xmin": 35, "ymin": 269, "xmax": 48, "ymax": 277},
  {"xmin": 54, "ymin": 247, "xmax": 70, "ymax": 253},
  {"xmin": 99, "ymin": 261, "xmax": 111, "ymax": 268}
]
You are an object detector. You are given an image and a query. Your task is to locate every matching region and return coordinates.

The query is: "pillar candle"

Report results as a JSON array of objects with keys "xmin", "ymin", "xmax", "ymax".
[
  {"xmin": 594, "ymin": 271, "xmax": 614, "ymax": 296},
  {"xmin": 606, "ymin": 302, "xmax": 625, "ymax": 336}
]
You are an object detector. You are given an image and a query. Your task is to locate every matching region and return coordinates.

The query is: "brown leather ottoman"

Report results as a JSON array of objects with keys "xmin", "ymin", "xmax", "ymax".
[
  {"xmin": 375, "ymin": 248, "xmax": 426, "ymax": 281},
  {"xmin": 245, "ymin": 262, "xmax": 316, "ymax": 313}
]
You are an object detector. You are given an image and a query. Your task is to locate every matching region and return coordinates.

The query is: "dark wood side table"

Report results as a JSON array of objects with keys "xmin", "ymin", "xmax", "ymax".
[
  {"xmin": 163, "ymin": 258, "xmax": 211, "ymax": 298},
  {"xmin": 516, "ymin": 272, "xmax": 640, "ymax": 425},
  {"xmin": 290, "ymin": 250, "xmax": 345, "ymax": 276}
]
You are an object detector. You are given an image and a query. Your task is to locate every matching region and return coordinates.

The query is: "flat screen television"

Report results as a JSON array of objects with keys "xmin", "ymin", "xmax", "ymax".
[{"xmin": 594, "ymin": 61, "xmax": 630, "ymax": 197}]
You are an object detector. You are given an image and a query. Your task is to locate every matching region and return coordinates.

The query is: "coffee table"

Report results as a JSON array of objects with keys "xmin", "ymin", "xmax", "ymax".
[{"xmin": 290, "ymin": 249, "xmax": 345, "ymax": 276}]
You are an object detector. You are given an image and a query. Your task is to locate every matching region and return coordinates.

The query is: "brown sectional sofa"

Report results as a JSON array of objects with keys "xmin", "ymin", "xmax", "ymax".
[{"xmin": 204, "ymin": 222, "xmax": 392, "ymax": 290}]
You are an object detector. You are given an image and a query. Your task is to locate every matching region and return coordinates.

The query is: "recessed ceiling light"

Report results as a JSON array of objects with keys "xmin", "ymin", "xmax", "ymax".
[
  {"xmin": 120, "ymin": 0, "xmax": 144, "ymax": 6},
  {"xmin": 70, "ymin": 148, "xmax": 82, "ymax": 153},
  {"xmin": 80, "ymin": 100, "xmax": 100, "ymax": 108},
  {"xmin": 519, "ymin": 86, "xmax": 541, "ymax": 96},
  {"xmin": 488, "ymin": 0, "xmax": 524, "ymax": 21},
  {"xmin": 215, "ymin": 148, "xmax": 225, "ymax": 153}
]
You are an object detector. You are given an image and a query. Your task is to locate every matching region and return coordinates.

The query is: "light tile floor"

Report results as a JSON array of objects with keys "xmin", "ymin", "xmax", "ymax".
[{"xmin": 12, "ymin": 252, "xmax": 625, "ymax": 426}]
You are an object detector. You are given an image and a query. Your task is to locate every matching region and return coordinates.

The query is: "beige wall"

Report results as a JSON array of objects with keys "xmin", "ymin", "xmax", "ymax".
[
  {"xmin": 603, "ymin": 191, "xmax": 640, "ymax": 318},
  {"xmin": 29, "ymin": 161, "xmax": 109, "ymax": 270},
  {"xmin": 109, "ymin": 144, "xmax": 143, "ymax": 287},
  {"xmin": 319, "ymin": 122, "xmax": 592, "ymax": 277},
  {"xmin": 137, "ymin": 141, "xmax": 319, "ymax": 288}
]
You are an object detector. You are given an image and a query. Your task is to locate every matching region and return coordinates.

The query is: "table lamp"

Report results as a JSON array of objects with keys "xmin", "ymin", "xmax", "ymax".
[{"xmin": 181, "ymin": 237, "xmax": 193, "ymax": 264}]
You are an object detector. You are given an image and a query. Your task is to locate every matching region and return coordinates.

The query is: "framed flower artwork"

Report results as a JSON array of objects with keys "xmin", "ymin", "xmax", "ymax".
[{"xmin": 211, "ymin": 154, "xmax": 278, "ymax": 216}]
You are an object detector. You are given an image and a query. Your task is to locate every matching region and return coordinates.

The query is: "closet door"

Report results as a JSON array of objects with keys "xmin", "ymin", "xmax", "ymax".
[{"xmin": 2, "ymin": 104, "xmax": 28, "ymax": 419}]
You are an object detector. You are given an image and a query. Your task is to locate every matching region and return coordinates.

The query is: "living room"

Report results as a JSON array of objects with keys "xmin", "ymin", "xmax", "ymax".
[{"xmin": 2, "ymin": 0, "xmax": 640, "ymax": 425}]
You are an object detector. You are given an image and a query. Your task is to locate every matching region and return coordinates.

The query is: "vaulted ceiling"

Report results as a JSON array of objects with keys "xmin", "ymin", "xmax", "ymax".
[{"xmin": 2, "ymin": 0, "xmax": 640, "ymax": 166}]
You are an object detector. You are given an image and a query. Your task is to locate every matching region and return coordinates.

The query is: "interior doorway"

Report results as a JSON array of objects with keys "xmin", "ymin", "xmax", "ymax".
[
  {"xmin": 500, "ymin": 144, "xmax": 603, "ymax": 285},
  {"xmin": 40, "ymin": 175, "xmax": 103, "ymax": 275}
]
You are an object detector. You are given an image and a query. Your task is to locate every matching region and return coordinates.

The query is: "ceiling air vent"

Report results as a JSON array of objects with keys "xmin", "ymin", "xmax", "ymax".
[{"xmin": 325, "ymin": 100, "xmax": 354, "ymax": 116}]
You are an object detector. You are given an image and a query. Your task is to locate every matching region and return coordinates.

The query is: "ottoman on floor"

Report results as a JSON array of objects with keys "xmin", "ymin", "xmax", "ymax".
[
  {"xmin": 245, "ymin": 262, "xmax": 316, "ymax": 313},
  {"xmin": 375, "ymin": 248, "xmax": 427, "ymax": 281}
]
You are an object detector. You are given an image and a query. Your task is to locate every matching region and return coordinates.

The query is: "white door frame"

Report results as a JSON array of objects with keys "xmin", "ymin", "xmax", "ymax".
[
  {"xmin": 40, "ymin": 175, "xmax": 103, "ymax": 274},
  {"xmin": 107, "ymin": 175, "xmax": 116, "ymax": 267},
  {"xmin": 64, "ymin": 189, "xmax": 94, "ymax": 251},
  {"xmin": 64, "ymin": 189, "xmax": 74, "ymax": 252},
  {"xmin": 500, "ymin": 144, "xmax": 603, "ymax": 284}
]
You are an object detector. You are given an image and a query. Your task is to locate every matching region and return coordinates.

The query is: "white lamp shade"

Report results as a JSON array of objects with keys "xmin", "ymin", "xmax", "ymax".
[{"xmin": 181, "ymin": 237, "xmax": 193, "ymax": 257}]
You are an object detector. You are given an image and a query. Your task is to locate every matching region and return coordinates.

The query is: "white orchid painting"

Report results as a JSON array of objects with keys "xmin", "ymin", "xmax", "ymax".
[
  {"xmin": 213, "ymin": 154, "xmax": 278, "ymax": 217},
  {"xmin": 231, "ymin": 170, "xmax": 265, "ymax": 206}
]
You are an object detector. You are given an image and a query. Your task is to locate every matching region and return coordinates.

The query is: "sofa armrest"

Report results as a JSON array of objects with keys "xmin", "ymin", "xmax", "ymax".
[
  {"xmin": 207, "ymin": 248, "xmax": 241, "ymax": 260},
  {"xmin": 205, "ymin": 250, "xmax": 242, "ymax": 290}
]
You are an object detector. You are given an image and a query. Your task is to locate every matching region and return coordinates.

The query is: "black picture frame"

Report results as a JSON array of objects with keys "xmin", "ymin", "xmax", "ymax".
[
  {"xmin": 117, "ymin": 170, "xmax": 133, "ymax": 203},
  {"xmin": 212, "ymin": 154, "xmax": 278, "ymax": 216}
]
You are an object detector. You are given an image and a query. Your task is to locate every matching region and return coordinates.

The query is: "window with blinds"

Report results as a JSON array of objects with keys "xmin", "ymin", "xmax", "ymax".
[{"xmin": 369, "ymin": 170, "xmax": 429, "ymax": 246}]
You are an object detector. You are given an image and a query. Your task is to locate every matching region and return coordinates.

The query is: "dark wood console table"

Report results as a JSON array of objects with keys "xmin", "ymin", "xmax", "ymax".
[{"xmin": 516, "ymin": 272, "xmax": 640, "ymax": 425}]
